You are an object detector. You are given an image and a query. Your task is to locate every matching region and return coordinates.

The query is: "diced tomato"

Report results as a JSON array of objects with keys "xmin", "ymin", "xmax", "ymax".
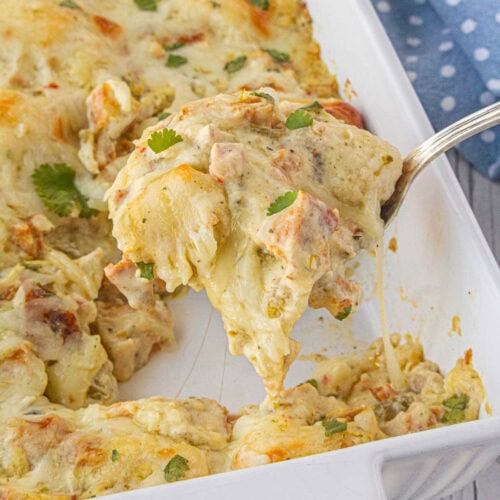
[{"xmin": 324, "ymin": 101, "xmax": 365, "ymax": 129}]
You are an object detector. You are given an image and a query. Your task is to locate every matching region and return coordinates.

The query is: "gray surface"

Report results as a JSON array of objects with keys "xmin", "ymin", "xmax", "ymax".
[
  {"xmin": 448, "ymin": 150, "xmax": 500, "ymax": 262},
  {"xmin": 444, "ymin": 151, "xmax": 500, "ymax": 499}
]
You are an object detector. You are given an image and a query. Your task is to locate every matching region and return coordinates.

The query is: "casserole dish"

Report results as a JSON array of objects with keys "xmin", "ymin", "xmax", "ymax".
[{"xmin": 114, "ymin": 0, "xmax": 500, "ymax": 498}]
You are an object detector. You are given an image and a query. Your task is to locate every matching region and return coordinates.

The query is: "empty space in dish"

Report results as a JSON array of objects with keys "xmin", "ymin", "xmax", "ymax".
[{"xmin": 120, "ymin": 0, "xmax": 500, "ymax": 418}]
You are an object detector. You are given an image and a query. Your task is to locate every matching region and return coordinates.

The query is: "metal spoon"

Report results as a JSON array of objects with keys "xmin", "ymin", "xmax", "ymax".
[{"xmin": 381, "ymin": 101, "xmax": 500, "ymax": 226}]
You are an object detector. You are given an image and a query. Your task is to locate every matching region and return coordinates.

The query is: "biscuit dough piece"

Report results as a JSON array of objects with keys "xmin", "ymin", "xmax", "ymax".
[
  {"xmin": 108, "ymin": 92, "xmax": 402, "ymax": 398},
  {"xmin": 0, "ymin": 250, "xmax": 117, "ymax": 408}
]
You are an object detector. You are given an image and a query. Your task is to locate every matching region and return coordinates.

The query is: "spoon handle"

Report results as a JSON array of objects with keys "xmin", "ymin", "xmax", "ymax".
[
  {"xmin": 406, "ymin": 101, "xmax": 500, "ymax": 169},
  {"xmin": 382, "ymin": 101, "xmax": 500, "ymax": 226}
]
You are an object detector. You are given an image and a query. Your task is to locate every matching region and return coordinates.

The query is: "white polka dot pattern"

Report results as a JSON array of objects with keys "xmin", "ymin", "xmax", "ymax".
[
  {"xmin": 461, "ymin": 19, "xmax": 477, "ymax": 34},
  {"xmin": 369, "ymin": 0, "xmax": 499, "ymax": 179},
  {"xmin": 440, "ymin": 65, "xmax": 456, "ymax": 77},
  {"xmin": 441, "ymin": 96, "xmax": 456, "ymax": 111},
  {"xmin": 407, "ymin": 37, "xmax": 422, "ymax": 47},
  {"xmin": 480, "ymin": 130, "xmax": 496, "ymax": 143},
  {"xmin": 487, "ymin": 79, "xmax": 500, "ymax": 91},
  {"xmin": 407, "ymin": 71, "xmax": 418, "ymax": 82},
  {"xmin": 474, "ymin": 48, "xmax": 490, "ymax": 62},
  {"xmin": 439, "ymin": 41, "xmax": 454, "ymax": 51},
  {"xmin": 376, "ymin": 1, "xmax": 391, "ymax": 13},
  {"xmin": 479, "ymin": 91, "xmax": 495, "ymax": 106}
]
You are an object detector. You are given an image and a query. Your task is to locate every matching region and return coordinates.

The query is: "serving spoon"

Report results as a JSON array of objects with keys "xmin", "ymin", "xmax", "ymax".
[{"xmin": 381, "ymin": 101, "xmax": 500, "ymax": 226}]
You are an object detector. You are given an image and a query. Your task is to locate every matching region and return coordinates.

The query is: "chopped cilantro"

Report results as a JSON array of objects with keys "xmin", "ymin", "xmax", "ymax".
[
  {"xmin": 441, "ymin": 394, "xmax": 469, "ymax": 424},
  {"xmin": 147, "ymin": 129, "xmax": 183, "ymax": 153},
  {"xmin": 32, "ymin": 163, "xmax": 98, "ymax": 218},
  {"xmin": 166, "ymin": 54, "xmax": 188, "ymax": 68},
  {"xmin": 111, "ymin": 449, "xmax": 119, "ymax": 462},
  {"xmin": 267, "ymin": 191, "xmax": 298, "ymax": 216},
  {"xmin": 305, "ymin": 379, "xmax": 318, "ymax": 389},
  {"xmin": 166, "ymin": 41, "xmax": 185, "ymax": 51},
  {"xmin": 164, "ymin": 454, "xmax": 190, "ymax": 482},
  {"xmin": 251, "ymin": 91, "xmax": 274, "ymax": 101},
  {"xmin": 441, "ymin": 408, "xmax": 466, "ymax": 424},
  {"xmin": 136, "ymin": 262, "xmax": 154, "ymax": 281},
  {"xmin": 249, "ymin": 0, "xmax": 269, "ymax": 10},
  {"xmin": 300, "ymin": 101, "xmax": 323, "ymax": 112},
  {"xmin": 157, "ymin": 112, "xmax": 171, "ymax": 121},
  {"xmin": 285, "ymin": 109, "xmax": 313, "ymax": 130},
  {"xmin": 264, "ymin": 49, "xmax": 290, "ymax": 62},
  {"xmin": 322, "ymin": 418, "xmax": 347, "ymax": 436},
  {"xmin": 335, "ymin": 305, "xmax": 352, "ymax": 321},
  {"xmin": 134, "ymin": 0, "xmax": 157, "ymax": 11},
  {"xmin": 442, "ymin": 394, "xmax": 469, "ymax": 410},
  {"xmin": 22, "ymin": 262, "xmax": 41, "ymax": 272},
  {"xmin": 224, "ymin": 55, "xmax": 247, "ymax": 74},
  {"xmin": 60, "ymin": 0, "xmax": 79, "ymax": 8}
]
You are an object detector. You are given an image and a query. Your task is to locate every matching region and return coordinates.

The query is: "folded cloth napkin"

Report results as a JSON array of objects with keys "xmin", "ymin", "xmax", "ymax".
[{"xmin": 370, "ymin": 0, "xmax": 500, "ymax": 180}]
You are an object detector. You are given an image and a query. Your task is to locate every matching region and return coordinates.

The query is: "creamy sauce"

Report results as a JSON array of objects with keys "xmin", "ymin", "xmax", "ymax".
[{"xmin": 108, "ymin": 92, "xmax": 403, "ymax": 398}]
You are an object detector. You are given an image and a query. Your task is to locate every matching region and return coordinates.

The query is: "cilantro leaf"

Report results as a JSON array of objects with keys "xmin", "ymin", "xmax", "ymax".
[
  {"xmin": 322, "ymin": 418, "xmax": 347, "ymax": 436},
  {"xmin": 164, "ymin": 454, "xmax": 189, "ymax": 482},
  {"xmin": 249, "ymin": 0, "xmax": 269, "ymax": 10},
  {"xmin": 441, "ymin": 408, "xmax": 466, "ymax": 424},
  {"xmin": 147, "ymin": 129, "xmax": 183, "ymax": 153},
  {"xmin": 22, "ymin": 262, "xmax": 41, "ymax": 272},
  {"xmin": 305, "ymin": 378, "xmax": 318, "ymax": 389},
  {"xmin": 32, "ymin": 163, "xmax": 98, "ymax": 218},
  {"xmin": 111, "ymin": 449, "xmax": 119, "ymax": 462},
  {"xmin": 442, "ymin": 394, "xmax": 469, "ymax": 410},
  {"xmin": 267, "ymin": 191, "xmax": 298, "ymax": 216},
  {"xmin": 60, "ymin": 0, "xmax": 79, "ymax": 8},
  {"xmin": 251, "ymin": 91, "xmax": 274, "ymax": 101},
  {"xmin": 264, "ymin": 49, "xmax": 290, "ymax": 62},
  {"xmin": 136, "ymin": 262, "xmax": 154, "ymax": 281},
  {"xmin": 224, "ymin": 55, "xmax": 247, "ymax": 74},
  {"xmin": 157, "ymin": 112, "xmax": 171, "ymax": 121},
  {"xmin": 285, "ymin": 109, "xmax": 313, "ymax": 130},
  {"xmin": 301, "ymin": 101, "xmax": 323, "ymax": 112},
  {"xmin": 166, "ymin": 41, "xmax": 185, "ymax": 51},
  {"xmin": 166, "ymin": 54, "xmax": 188, "ymax": 68},
  {"xmin": 134, "ymin": 0, "xmax": 157, "ymax": 11},
  {"xmin": 335, "ymin": 305, "xmax": 352, "ymax": 321}
]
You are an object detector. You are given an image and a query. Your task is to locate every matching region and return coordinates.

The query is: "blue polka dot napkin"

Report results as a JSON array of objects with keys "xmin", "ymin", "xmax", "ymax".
[{"xmin": 370, "ymin": 0, "xmax": 500, "ymax": 180}]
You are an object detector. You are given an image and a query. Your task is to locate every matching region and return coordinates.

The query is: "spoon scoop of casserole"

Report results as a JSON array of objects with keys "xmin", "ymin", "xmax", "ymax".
[{"xmin": 107, "ymin": 91, "xmax": 402, "ymax": 398}]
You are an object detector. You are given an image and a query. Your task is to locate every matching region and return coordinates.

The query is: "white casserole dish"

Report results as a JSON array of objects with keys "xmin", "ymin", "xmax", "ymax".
[{"xmin": 114, "ymin": 1, "xmax": 500, "ymax": 498}]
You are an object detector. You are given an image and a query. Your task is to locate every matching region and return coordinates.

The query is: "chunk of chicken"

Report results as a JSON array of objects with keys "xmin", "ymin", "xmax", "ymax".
[
  {"xmin": 79, "ymin": 80, "xmax": 174, "ymax": 174},
  {"xmin": 92, "ymin": 277, "xmax": 173, "ymax": 382}
]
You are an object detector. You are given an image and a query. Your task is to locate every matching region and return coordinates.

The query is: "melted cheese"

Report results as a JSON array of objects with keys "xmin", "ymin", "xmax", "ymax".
[
  {"xmin": 0, "ymin": 332, "xmax": 484, "ymax": 497},
  {"xmin": 0, "ymin": 0, "xmax": 341, "ymax": 406},
  {"xmin": 0, "ymin": 1, "xmax": 485, "ymax": 497},
  {"xmin": 108, "ymin": 92, "xmax": 403, "ymax": 398},
  {"xmin": 376, "ymin": 244, "xmax": 407, "ymax": 391}
]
